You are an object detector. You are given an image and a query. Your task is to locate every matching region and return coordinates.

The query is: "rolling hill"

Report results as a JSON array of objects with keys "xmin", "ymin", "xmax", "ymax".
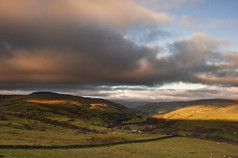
[
  {"xmin": 0, "ymin": 92, "xmax": 134, "ymax": 127},
  {"xmin": 0, "ymin": 92, "xmax": 160, "ymax": 146},
  {"xmin": 135, "ymin": 99, "xmax": 236, "ymax": 115},
  {"xmin": 152, "ymin": 100, "xmax": 238, "ymax": 121},
  {"xmin": 111, "ymin": 100, "xmax": 149, "ymax": 108},
  {"xmin": 132, "ymin": 99, "xmax": 238, "ymax": 143}
]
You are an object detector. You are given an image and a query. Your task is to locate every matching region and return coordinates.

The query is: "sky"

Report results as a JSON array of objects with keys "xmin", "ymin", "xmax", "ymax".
[{"xmin": 0, "ymin": 0, "xmax": 238, "ymax": 101}]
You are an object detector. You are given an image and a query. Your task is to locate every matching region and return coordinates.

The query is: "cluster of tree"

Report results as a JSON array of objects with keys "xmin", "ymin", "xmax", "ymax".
[
  {"xmin": 194, "ymin": 126, "xmax": 222, "ymax": 134},
  {"xmin": 204, "ymin": 134, "xmax": 238, "ymax": 143},
  {"xmin": 0, "ymin": 114, "xmax": 7, "ymax": 120},
  {"xmin": 222, "ymin": 124, "xmax": 238, "ymax": 131},
  {"xmin": 143, "ymin": 118, "xmax": 177, "ymax": 128}
]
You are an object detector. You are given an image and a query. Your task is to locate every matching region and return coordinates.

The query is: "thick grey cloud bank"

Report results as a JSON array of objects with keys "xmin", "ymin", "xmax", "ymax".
[{"xmin": 0, "ymin": 0, "xmax": 238, "ymax": 91}]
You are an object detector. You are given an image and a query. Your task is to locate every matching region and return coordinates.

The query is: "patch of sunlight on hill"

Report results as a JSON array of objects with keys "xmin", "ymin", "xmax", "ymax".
[
  {"xmin": 153, "ymin": 104, "xmax": 238, "ymax": 121},
  {"xmin": 90, "ymin": 103, "xmax": 109, "ymax": 109},
  {"xmin": 26, "ymin": 100, "xmax": 82, "ymax": 106}
]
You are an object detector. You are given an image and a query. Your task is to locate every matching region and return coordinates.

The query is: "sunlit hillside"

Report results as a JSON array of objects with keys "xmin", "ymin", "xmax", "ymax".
[{"xmin": 153, "ymin": 102, "xmax": 238, "ymax": 121}]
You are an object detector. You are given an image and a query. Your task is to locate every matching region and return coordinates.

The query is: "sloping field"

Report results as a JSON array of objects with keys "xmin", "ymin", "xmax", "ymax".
[{"xmin": 153, "ymin": 104, "xmax": 238, "ymax": 121}]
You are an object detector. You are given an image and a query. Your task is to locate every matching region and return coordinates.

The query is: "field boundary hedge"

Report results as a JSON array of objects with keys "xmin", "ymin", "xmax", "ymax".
[{"xmin": 0, "ymin": 135, "xmax": 178, "ymax": 149}]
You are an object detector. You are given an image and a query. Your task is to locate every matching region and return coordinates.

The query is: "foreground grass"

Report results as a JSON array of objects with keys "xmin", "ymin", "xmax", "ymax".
[
  {"xmin": 0, "ymin": 126, "xmax": 161, "ymax": 146},
  {"xmin": 1, "ymin": 137, "xmax": 238, "ymax": 158}
]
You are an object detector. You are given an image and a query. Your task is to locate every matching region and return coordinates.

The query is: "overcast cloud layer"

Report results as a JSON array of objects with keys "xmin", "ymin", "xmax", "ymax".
[{"xmin": 0, "ymin": 0, "xmax": 238, "ymax": 100}]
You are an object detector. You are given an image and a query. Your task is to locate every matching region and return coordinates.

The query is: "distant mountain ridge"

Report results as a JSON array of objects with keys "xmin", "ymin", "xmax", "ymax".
[{"xmin": 111, "ymin": 100, "xmax": 149, "ymax": 108}]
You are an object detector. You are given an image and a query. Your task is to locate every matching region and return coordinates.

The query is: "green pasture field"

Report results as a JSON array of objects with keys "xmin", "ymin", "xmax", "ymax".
[{"xmin": 0, "ymin": 137, "xmax": 238, "ymax": 158}]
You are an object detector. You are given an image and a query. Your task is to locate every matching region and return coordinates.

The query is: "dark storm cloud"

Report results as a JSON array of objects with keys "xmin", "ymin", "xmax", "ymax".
[
  {"xmin": 125, "ymin": 27, "xmax": 171, "ymax": 43},
  {"xmin": 0, "ymin": 0, "xmax": 238, "ymax": 90},
  {"xmin": 0, "ymin": 23, "xmax": 159, "ymax": 88},
  {"xmin": 0, "ymin": 0, "xmax": 167, "ymax": 89}
]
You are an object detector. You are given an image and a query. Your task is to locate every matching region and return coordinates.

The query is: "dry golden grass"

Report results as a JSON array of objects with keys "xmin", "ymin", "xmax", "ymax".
[
  {"xmin": 90, "ymin": 103, "xmax": 109, "ymax": 109},
  {"xmin": 153, "ymin": 104, "xmax": 238, "ymax": 121},
  {"xmin": 26, "ymin": 100, "xmax": 82, "ymax": 106}
]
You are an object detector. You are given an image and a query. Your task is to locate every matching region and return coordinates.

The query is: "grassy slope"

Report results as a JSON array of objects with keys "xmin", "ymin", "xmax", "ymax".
[
  {"xmin": 153, "ymin": 103, "xmax": 238, "ymax": 121},
  {"xmin": 1, "ymin": 137, "xmax": 238, "ymax": 158},
  {"xmin": 0, "ymin": 92, "xmax": 151, "ymax": 146},
  {"xmin": 0, "ymin": 92, "xmax": 133, "ymax": 125},
  {"xmin": 148, "ymin": 101, "xmax": 238, "ymax": 142},
  {"xmin": 0, "ymin": 92, "xmax": 130, "ymax": 113},
  {"xmin": 153, "ymin": 102, "xmax": 238, "ymax": 121},
  {"xmin": 0, "ymin": 114, "xmax": 160, "ymax": 146},
  {"xmin": 135, "ymin": 99, "xmax": 236, "ymax": 115}
]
